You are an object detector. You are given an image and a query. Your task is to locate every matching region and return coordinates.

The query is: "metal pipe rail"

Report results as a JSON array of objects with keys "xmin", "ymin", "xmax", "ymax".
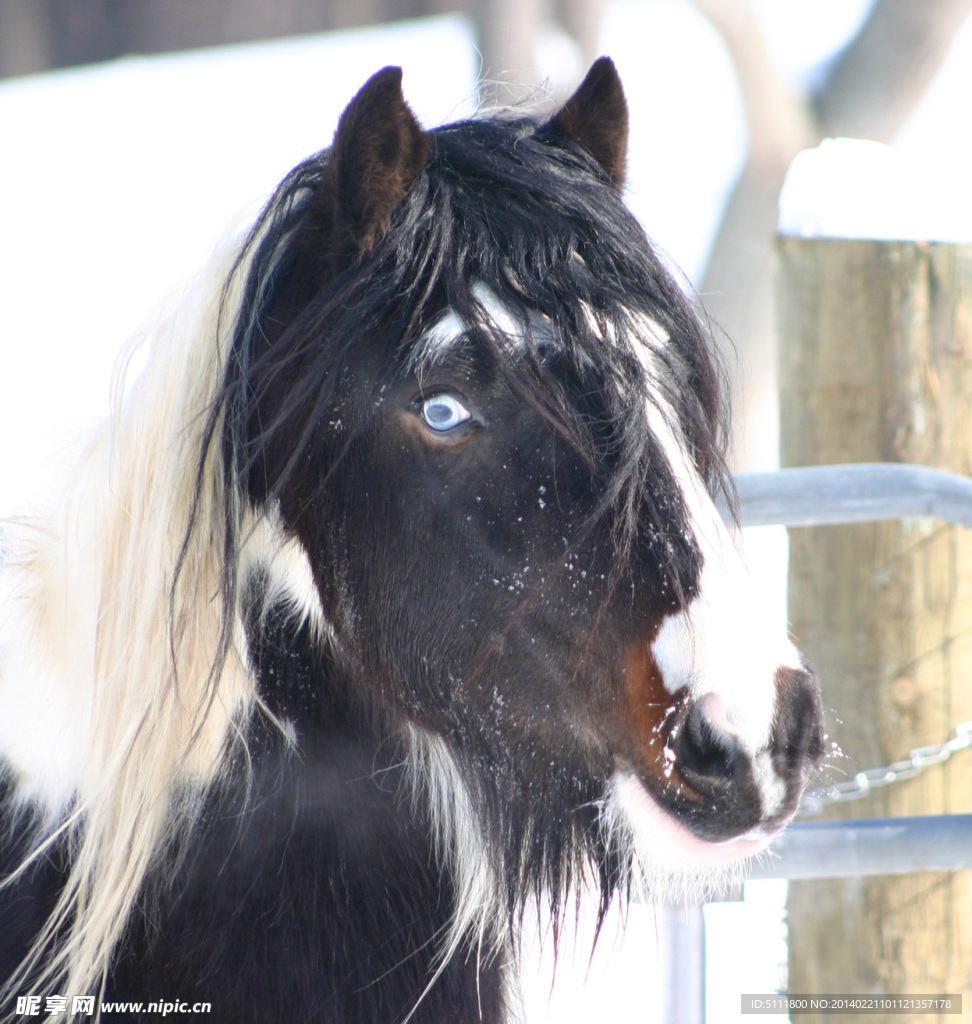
[
  {"xmin": 729, "ymin": 463, "xmax": 972, "ymax": 529},
  {"xmin": 726, "ymin": 464, "xmax": 972, "ymax": 879},
  {"xmin": 749, "ymin": 814, "xmax": 972, "ymax": 879}
]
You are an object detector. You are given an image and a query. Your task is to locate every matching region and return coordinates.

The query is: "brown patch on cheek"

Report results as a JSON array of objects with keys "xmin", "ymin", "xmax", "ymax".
[{"xmin": 621, "ymin": 632, "xmax": 700, "ymax": 801}]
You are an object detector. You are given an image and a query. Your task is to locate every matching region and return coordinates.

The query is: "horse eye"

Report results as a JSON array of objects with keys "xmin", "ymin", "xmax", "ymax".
[{"xmin": 420, "ymin": 394, "xmax": 472, "ymax": 432}]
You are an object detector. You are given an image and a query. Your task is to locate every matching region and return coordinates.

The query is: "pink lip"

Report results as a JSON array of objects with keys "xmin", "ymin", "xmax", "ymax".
[{"xmin": 617, "ymin": 773, "xmax": 774, "ymax": 868}]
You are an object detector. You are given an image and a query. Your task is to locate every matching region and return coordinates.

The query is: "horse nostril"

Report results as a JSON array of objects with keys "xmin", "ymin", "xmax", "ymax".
[
  {"xmin": 774, "ymin": 667, "xmax": 826, "ymax": 772},
  {"xmin": 672, "ymin": 697, "xmax": 742, "ymax": 788}
]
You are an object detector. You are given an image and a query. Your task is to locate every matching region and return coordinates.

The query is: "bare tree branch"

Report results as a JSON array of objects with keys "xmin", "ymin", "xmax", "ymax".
[
  {"xmin": 0, "ymin": 0, "xmax": 52, "ymax": 76},
  {"xmin": 0, "ymin": 0, "xmax": 428, "ymax": 79},
  {"xmin": 558, "ymin": 0, "xmax": 612, "ymax": 68},
  {"xmin": 816, "ymin": 0, "xmax": 972, "ymax": 141},
  {"xmin": 691, "ymin": 0, "xmax": 817, "ymax": 468},
  {"xmin": 692, "ymin": 0, "xmax": 816, "ymax": 169},
  {"xmin": 472, "ymin": 0, "xmax": 553, "ymax": 103},
  {"xmin": 693, "ymin": 0, "xmax": 971, "ymax": 469}
]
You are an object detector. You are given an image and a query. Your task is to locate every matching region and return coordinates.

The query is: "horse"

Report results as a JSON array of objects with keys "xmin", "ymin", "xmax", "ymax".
[{"xmin": 0, "ymin": 59, "xmax": 823, "ymax": 1023}]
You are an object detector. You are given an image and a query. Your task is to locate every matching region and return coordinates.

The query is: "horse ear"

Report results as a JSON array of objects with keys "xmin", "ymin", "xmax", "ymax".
[
  {"xmin": 313, "ymin": 66, "xmax": 428, "ymax": 265},
  {"xmin": 546, "ymin": 57, "xmax": 628, "ymax": 189}
]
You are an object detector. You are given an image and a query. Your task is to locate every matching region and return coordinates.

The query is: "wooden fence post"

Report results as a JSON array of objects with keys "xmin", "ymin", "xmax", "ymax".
[{"xmin": 778, "ymin": 238, "xmax": 972, "ymax": 1021}]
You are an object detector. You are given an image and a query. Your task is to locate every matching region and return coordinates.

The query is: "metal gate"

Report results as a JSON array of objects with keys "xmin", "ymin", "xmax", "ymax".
[{"xmin": 664, "ymin": 462, "xmax": 972, "ymax": 1024}]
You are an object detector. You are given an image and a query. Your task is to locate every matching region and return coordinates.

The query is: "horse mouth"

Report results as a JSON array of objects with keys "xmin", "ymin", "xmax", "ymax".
[
  {"xmin": 611, "ymin": 771, "xmax": 778, "ymax": 871},
  {"xmin": 615, "ymin": 687, "xmax": 764, "ymax": 844}
]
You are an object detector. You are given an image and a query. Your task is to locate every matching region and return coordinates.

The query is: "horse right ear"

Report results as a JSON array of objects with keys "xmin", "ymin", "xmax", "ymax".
[
  {"xmin": 545, "ymin": 57, "xmax": 628, "ymax": 190},
  {"xmin": 308, "ymin": 67, "xmax": 428, "ymax": 273}
]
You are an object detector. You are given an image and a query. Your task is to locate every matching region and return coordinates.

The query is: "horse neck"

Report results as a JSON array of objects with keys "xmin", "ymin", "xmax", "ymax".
[{"xmin": 108, "ymin": 604, "xmax": 513, "ymax": 1024}]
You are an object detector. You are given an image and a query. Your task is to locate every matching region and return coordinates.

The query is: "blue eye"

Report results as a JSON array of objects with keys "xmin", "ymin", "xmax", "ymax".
[{"xmin": 420, "ymin": 394, "xmax": 472, "ymax": 432}]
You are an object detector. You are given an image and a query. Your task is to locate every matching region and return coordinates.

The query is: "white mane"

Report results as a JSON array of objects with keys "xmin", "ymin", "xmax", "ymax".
[{"xmin": 0, "ymin": 235, "xmax": 257, "ymax": 1003}]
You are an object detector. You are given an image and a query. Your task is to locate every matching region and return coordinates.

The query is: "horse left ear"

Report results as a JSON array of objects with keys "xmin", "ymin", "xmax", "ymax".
[
  {"xmin": 312, "ymin": 66, "xmax": 429, "ymax": 268},
  {"xmin": 546, "ymin": 57, "xmax": 628, "ymax": 189}
]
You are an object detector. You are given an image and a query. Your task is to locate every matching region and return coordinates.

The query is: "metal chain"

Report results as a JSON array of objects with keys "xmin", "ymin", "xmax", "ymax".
[{"xmin": 798, "ymin": 720, "xmax": 972, "ymax": 817}]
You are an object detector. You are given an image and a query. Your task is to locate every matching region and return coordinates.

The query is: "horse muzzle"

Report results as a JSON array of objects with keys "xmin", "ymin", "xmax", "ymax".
[
  {"xmin": 661, "ymin": 669, "xmax": 824, "ymax": 839},
  {"xmin": 616, "ymin": 653, "xmax": 825, "ymax": 867}
]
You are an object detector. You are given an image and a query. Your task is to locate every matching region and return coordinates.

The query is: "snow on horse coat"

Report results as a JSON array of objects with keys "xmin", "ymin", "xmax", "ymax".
[{"xmin": 0, "ymin": 60, "xmax": 823, "ymax": 1023}]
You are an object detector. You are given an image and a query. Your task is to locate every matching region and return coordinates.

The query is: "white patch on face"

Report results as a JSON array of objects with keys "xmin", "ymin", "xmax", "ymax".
[
  {"xmin": 627, "ymin": 322, "xmax": 801, "ymax": 757},
  {"xmin": 648, "ymin": 528, "xmax": 802, "ymax": 754},
  {"xmin": 473, "ymin": 281, "xmax": 526, "ymax": 341},
  {"xmin": 418, "ymin": 282, "xmax": 558, "ymax": 362},
  {"xmin": 617, "ymin": 313, "xmax": 806, "ymax": 845},
  {"xmin": 421, "ymin": 307, "xmax": 466, "ymax": 356}
]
